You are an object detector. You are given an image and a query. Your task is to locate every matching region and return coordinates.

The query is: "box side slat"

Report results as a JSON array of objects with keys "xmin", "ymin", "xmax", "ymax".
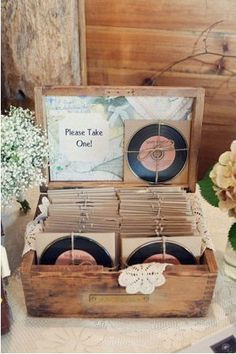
[
  {"xmin": 29, "ymin": 264, "xmax": 209, "ymax": 277},
  {"xmin": 35, "ymin": 87, "xmax": 49, "ymax": 187},
  {"xmin": 21, "ymin": 251, "xmax": 36, "ymax": 272},
  {"xmin": 202, "ymin": 249, "xmax": 218, "ymax": 274},
  {"xmin": 40, "ymin": 85, "xmax": 201, "ymax": 98},
  {"xmin": 21, "ymin": 250, "xmax": 215, "ymax": 277},
  {"xmin": 188, "ymin": 88, "xmax": 205, "ymax": 192},
  {"xmin": 21, "ymin": 251, "xmax": 36, "ymax": 316},
  {"xmin": 22, "ymin": 270, "xmax": 216, "ymax": 318},
  {"xmin": 46, "ymin": 181, "xmax": 190, "ymax": 190}
]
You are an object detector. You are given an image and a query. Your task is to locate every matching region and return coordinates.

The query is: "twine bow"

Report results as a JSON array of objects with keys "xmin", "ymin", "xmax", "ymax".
[{"xmin": 137, "ymin": 139, "xmax": 175, "ymax": 163}]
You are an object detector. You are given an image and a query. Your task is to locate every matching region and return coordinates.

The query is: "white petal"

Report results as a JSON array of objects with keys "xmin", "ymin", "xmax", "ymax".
[
  {"xmin": 140, "ymin": 282, "xmax": 155, "ymax": 295},
  {"xmin": 126, "ymin": 283, "xmax": 141, "ymax": 294},
  {"xmin": 118, "ymin": 272, "xmax": 130, "ymax": 286}
]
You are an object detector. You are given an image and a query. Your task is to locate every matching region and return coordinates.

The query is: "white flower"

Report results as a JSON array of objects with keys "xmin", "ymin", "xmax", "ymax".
[
  {"xmin": 1, "ymin": 106, "xmax": 48, "ymax": 206},
  {"xmin": 209, "ymin": 140, "xmax": 236, "ymax": 216},
  {"xmin": 210, "ymin": 140, "xmax": 236, "ymax": 189}
]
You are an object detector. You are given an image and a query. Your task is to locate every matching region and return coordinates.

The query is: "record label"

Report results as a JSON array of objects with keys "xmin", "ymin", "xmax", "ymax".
[
  {"xmin": 127, "ymin": 123, "xmax": 188, "ymax": 183},
  {"xmin": 143, "ymin": 253, "xmax": 180, "ymax": 265},
  {"xmin": 55, "ymin": 250, "xmax": 97, "ymax": 265},
  {"xmin": 139, "ymin": 136, "xmax": 176, "ymax": 172}
]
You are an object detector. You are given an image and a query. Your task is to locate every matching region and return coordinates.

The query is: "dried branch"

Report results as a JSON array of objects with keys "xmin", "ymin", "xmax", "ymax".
[
  {"xmin": 192, "ymin": 57, "xmax": 236, "ymax": 76},
  {"xmin": 146, "ymin": 20, "xmax": 236, "ymax": 86},
  {"xmin": 192, "ymin": 20, "xmax": 224, "ymax": 54}
]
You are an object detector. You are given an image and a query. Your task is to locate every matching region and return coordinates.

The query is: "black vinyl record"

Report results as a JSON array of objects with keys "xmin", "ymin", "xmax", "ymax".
[
  {"xmin": 126, "ymin": 240, "xmax": 197, "ymax": 266},
  {"xmin": 39, "ymin": 235, "xmax": 113, "ymax": 267},
  {"xmin": 127, "ymin": 124, "xmax": 188, "ymax": 183}
]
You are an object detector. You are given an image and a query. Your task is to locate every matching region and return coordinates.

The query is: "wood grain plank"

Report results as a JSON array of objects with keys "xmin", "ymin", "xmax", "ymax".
[
  {"xmin": 203, "ymin": 249, "xmax": 218, "ymax": 273},
  {"xmin": 34, "ymin": 87, "xmax": 44, "ymax": 127},
  {"xmin": 86, "ymin": 0, "xmax": 236, "ymax": 33},
  {"xmin": 88, "ymin": 66, "xmax": 236, "ymax": 89},
  {"xmin": 87, "ymin": 26, "xmax": 236, "ymax": 74},
  {"xmin": 199, "ymin": 124, "xmax": 236, "ymax": 177},
  {"xmin": 35, "ymin": 87, "xmax": 50, "ymax": 186},
  {"xmin": 21, "ymin": 251, "xmax": 36, "ymax": 273}
]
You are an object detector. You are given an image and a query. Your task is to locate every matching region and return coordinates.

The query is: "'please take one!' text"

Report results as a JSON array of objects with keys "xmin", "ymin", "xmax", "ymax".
[{"xmin": 65, "ymin": 128, "xmax": 103, "ymax": 148}]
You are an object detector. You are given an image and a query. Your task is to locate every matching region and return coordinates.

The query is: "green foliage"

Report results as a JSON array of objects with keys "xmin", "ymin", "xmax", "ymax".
[
  {"xmin": 110, "ymin": 96, "xmax": 127, "ymax": 107},
  {"xmin": 198, "ymin": 169, "xmax": 219, "ymax": 207},
  {"xmin": 228, "ymin": 223, "xmax": 236, "ymax": 251},
  {"xmin": 198, "ymin": 169, "xmax": 236, "ymax": 251},
  {"xmin": 94, "ymin": 96, "xmax": 127, "ymax": 107}
]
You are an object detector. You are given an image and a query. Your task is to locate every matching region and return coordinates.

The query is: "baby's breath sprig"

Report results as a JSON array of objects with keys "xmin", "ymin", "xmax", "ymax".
[{"xmin": 1, "ymin": 106, "xmax": 49, "ymax": 213}]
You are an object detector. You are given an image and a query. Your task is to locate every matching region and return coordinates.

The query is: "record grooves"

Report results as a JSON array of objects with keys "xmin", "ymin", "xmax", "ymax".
[
  {"xmin": 127, "ymin": 124, "xmax": 188, "ymax": 183},
  {"xmin": 126, "ymin": 240, "xmax": 197, "ymax": 266},
  {"xmin": 39, "ymin": 235, "xmax": 113, "ymax": 267}
]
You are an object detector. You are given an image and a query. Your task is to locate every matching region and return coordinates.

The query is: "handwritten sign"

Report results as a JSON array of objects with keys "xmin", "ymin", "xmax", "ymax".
[{"xmin": 59, "ymin": 113, "xmax": 109, "ymax": 162}]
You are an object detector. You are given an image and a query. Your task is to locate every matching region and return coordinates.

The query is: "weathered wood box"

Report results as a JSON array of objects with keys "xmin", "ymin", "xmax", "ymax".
[
  {"xmin": 21, "ymin": 249, "xmax": 217, "ymax": 317},
  {"xmin": 21, "ymin": 86, "xmax": 218, "ymax": 318}
]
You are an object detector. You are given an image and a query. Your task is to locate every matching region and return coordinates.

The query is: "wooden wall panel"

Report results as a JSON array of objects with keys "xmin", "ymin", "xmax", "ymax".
[
  {"xmin": 86, "ymin": 0, "xmax": 236, "ymax": 33},
  {"xmin": 85, "ymin": 0, "xmax": 236, "ymax": 178},
  {"xmin": 87, "ymin": 26, "xmax": 236, "ymax": 76}
]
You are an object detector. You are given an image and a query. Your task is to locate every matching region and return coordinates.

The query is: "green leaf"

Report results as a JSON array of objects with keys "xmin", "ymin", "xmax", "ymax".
[
  {"xmin": 110, "ymin": 96, "xmax": 127, "ymax": 107},
  {"xmin": 198, "ymin": 169, "xmax": 219, "ymax": 207},
  {"xmin": 229, "ymin": 223, "xmax": 236, "ymax": 251},
  {"xmin": 93, "ymin": 97, "xmax": 106, "ymax": 105}
]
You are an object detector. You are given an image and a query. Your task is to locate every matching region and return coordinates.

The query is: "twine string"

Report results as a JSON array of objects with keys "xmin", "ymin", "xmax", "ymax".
[
  {"xmin": 137, "ymin": 139, "xmax": 175, "ymax": 163},
  {"xmin": 71, "ymin": 231, "xmax": 74, "ymax": 265},
  {"xmin": 162, "ymin": 235, "xmax": 166, "ymax": 262}
]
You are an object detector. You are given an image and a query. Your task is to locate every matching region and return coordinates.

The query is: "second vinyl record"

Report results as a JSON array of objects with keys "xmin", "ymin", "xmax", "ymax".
[
  {"xmin": 127, "ymin": 123, "xmax": 188, "ymax": 183},
  {"xmin": 126, "ymin": 240, "xmax": 197, "ymax": 266},
  {"xmin": 39, "ymin": 235, "xmax": 113, "ymax": 267}
]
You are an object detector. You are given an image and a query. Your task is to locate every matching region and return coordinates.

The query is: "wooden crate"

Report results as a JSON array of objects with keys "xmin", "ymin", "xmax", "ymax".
[
  {"xmin": 20, "ymin": 85, "xmax": 218, "ymax": 317},
  {"xmin": 21, "ymin": 249, "xmax": 217, "ymax": 317}
]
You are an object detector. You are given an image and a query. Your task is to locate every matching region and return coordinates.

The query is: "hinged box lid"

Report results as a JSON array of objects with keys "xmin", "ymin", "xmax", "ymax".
[{"xmin": 35, "ymin": 86, "xmax": 204, "ymax": 192}]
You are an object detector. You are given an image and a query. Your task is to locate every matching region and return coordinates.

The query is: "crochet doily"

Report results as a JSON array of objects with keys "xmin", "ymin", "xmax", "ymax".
[
  {"xmin": 118, "ymin": 262, "xmax": 171, "ymax": 294},
  {"xmin": 189, "ymin": 194, "xmax": 215, "ymax": 252},
  {"xmin": 22, "ymin": 196, "xmax": 50, "ymax": 255}
]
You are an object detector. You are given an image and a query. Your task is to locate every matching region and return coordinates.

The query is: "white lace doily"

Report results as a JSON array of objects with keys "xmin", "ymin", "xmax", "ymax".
[
  {"xmin": 118, "ymin": 262, "xmax": 171, "ymax": 294},
  {"xmin": 189, "ymin": 194, "xmax": 215, "ymax": 252},
  {"xmin": 22, "ymin": 196, "xmax": 50, "ymax": 255}
]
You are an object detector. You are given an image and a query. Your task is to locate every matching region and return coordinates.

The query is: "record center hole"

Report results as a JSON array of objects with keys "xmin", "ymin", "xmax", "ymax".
[{"xmin": 151, "ymin": 150, "xmax": 164, "ymax": 160}]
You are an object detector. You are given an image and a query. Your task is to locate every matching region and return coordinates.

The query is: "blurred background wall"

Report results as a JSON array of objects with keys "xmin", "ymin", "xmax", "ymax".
[{"xmin": 1, "ymin": 0, "xmax": 81, "ymax": 109}]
